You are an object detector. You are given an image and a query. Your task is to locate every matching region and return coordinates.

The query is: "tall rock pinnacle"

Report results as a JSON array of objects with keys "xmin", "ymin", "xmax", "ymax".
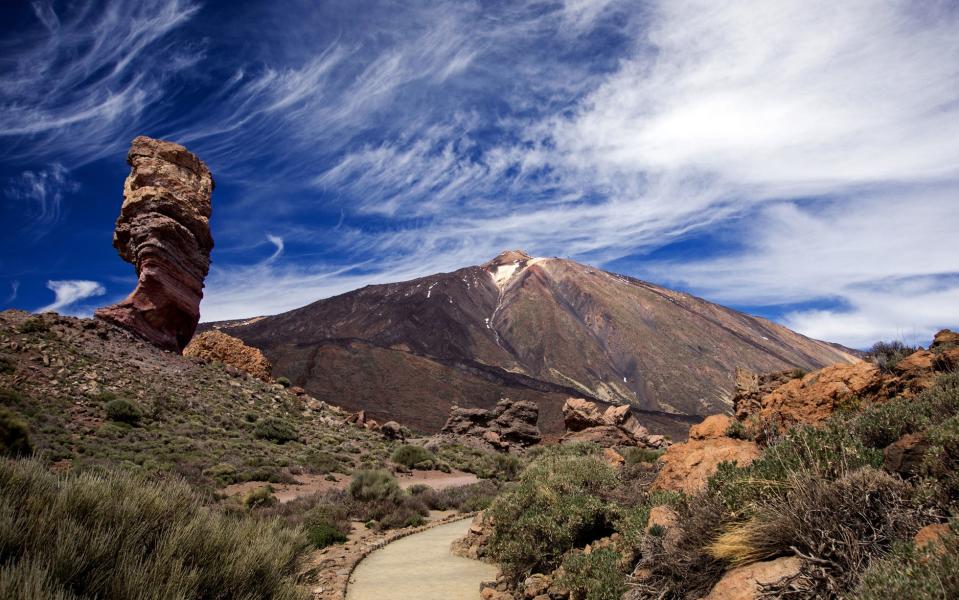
[{"xmin": 95, "ymin": 136, "xmax": 214, "ymax": 352}]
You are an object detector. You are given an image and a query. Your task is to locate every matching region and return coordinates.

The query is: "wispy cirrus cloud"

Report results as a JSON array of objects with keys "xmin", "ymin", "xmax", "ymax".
[
  {"xmin": 0, "ymin": 0, "xmax": 201, "ymax": 164},
  {"xmin": 2, "ymin": 0, "xmax": 956, "ymax": 347},
  {"xmin": 37, "ymin": 279, "xmax": 106, "ymax": 316},
  {"xmin": 3, "ymin": 162, "xmax": 78, "ymax": 233}
]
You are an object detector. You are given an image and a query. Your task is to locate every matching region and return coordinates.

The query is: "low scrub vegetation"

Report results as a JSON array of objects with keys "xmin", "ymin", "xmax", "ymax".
[
  {"xmin": 104, "ymin": 397, "xmax": 142, "ymax": 425},
  {"xmin": 391, "ymin": 444, "xmax": 433, "ymax": 469},
  {"xmin": 867, "ymin": 340, "xmax": 921, "ymax": 373},
  {"xmin": 0, "ymin": 457, "xmax": 308, "ymax": 600},
  {"xmin": 254, "ymin": 417, "xmax": 299, "ymax": 443},
  {"xmin": 0, "ymin": 406, "xmax": 31, "ymax": 457}
]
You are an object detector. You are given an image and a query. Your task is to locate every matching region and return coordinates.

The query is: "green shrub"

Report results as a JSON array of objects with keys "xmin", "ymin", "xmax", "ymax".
[
  {"xmin": 622, "ymin": 447, "xmax": 663, "ymax": 465},
  {"xmin": 0, "ymin": 406, "xmax": 31, "ymax": 457},
  {"xmin": 391, "ymin": 444, "xmax": 433, "ymax": 469},
  {"xmin": 306, "ymin": 450, "xmax": 342, "ymax": 474},
  {"xmin": 419, "ymin": 480, "xmax": 500, "ymax": 512},
  {"xmin": 18, "ymin": 317, "xmax": 49, "ymax": 334},
  {"xmin": 0, "ymin": 457, "xmax": 307, "ymax": 600},
  {"xmin": 349, "ymin": 469, "xmax": 402, "ymax": 503},
  {"xmin": 724, "ymin": 419, "xmax": 750, "ymax": 440},
  {"xmin": 850, "ymin": 373, "xmax": 959, "ymax": 449},
  {"xmin": 276, "ymin": 377, "xmax": 291, "ymax": 387},
  {"xmin": 851, "ymin": 524, "xmax": 959, "ymax": 600},
  {"xmin": 487, "ymin": 455, "xmax": 618, "ymax": 577},
  {"xmin": 0, "ymin": 356, "xmax": 13, "ymax": 374},
  {"xmin": 255, "ymin": 417, "xmax": 298, "ymax": 443},
  {"xmin": 921, "ymin": 415, "xmax": 959, "ymax": 500},
  {"xmin": 303, "ymin": 504, "xmax": 350, "ymax": 548},
  {"xmin": 104, "ymin": 398, "xmax": 142, "ymax": 425},
  {"xmin": 305, "ymin": 521, "xmax": 347, "ymax": 548},
  {"xmin": 559, "ymin": 547, "xmax": 627, "ymax": 600},
  {"xmin": 202, "ymin": 462, "xmax": 237, "ymax": 485},
  {"xmin": 867, "ymin": 340, "xmax": 920, "ymax": 373},
  {"xmin": 244, "ymin": 485, "xmax": 278, "ymax": 510}
]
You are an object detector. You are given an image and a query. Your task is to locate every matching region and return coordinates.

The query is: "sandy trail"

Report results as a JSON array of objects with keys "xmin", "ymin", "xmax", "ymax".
[
  {"xmin": 345, "ymin": 518, "xmax": 496, "ymax": 600},
  {"xmin": 221, "ymin": 470, "xmax": 481, "ymax": 504}
]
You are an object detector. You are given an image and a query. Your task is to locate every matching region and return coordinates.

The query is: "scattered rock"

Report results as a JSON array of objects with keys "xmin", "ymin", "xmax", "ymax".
[
  {"xmin": 563, "ymin": 398, "xmax": 606, "ymax": 432},
  {"xmin": 652, "ymin": 437, "xmax": 761, "ymax": 494},
  {"xmin": 95, "ymin": 136, "xmax": 215, "ymax": 353},
  {"xmin": 440, "ymin": 398, "xmax": 541, "ymax": 452},
  {"xmin": 703, "ymin": 556, "xmax": 803, "ymax": 600},
  {"xmin": 689, "ymin": 414, "xmax": 734, "ymax": 440},
  {"xmin": 183, "ymin": 330, "xmax": 272, "ymax": 380},
  {"xmin": 523, "ymin": 573, "xmax": 551, "ymax": 598},
  {"xmin": 452, "ymin": 512, "xmax": 493, "ymax": 560}
]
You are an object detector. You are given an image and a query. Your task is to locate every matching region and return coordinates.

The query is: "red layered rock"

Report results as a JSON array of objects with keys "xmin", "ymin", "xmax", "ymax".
[{"xmin": 96, "ymin": 136, "xmax": 214, "ymax": 353}]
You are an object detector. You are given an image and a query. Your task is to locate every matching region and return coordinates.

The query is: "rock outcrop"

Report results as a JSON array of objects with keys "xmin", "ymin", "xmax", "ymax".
[
  {"xmin": 734, "ymin": 330, "xmax": 959, "ymax": 431},
  {"xmin": 651, "ymin": 436, "xmax": 761, "ymax": 493},
  {"xmin": 183, "ymin": 330, "xmax": 271, "ymax": 380},
  {"xmin": 95, "ymin": 136, "xmax": 214, "ymax": 353},
  {"xmin": 561, "ymin": 398, "xmax": 668, "ymax": 448},
  {"xmin": 441, "ymin": 398, "xmax": 541, "ymax": 451}
]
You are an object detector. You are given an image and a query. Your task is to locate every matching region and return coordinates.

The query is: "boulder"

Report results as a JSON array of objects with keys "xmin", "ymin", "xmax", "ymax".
[
  {"xmin": 652, "ymin": 437, "xmax": 761, "ymax": 494},
  {"xmin": 603, "ymin": 404, "xmax": 649, "ymax": 438},
  {"xmin": 561, "ymin": 398, "xmax": 657, "ymax": 447},
  {"xmin": 603, "ymin": 447, "xmax": 625, "ymax": 467},
  {"xmin": 883, "ymin": 433, "xmax": 931, "ymax": 477},
  {"xmin": 914, "ymin": 523, "xmax": 951, "ymax": 553},
  {"xmin": 95, "ymin": 136, "xmax": 214, "ymax": 353},
  {"xmin": 563, "ymin": 398, "xmax": 605, "ymax": 431},
  {"xmin": 703, "ymin": 556, "xmax": 803, "ymax": 600},
  {"xmin": 380, "ymin": 420, "xmax": 405, "ymax": 440},
  {"xmin": 183, "ymin": 330, "xmax": 272, "ymax": 380},
  {"xmin": 452, "ymin": 512, "xmax": 493, "ymax": 560},
  {"xmin": 689, "ymin": 414, "xmax": 734, "ymax": 440},
  {"xmin": 523, "ymin": 573, "xmax": 551, "ymax": 598}
]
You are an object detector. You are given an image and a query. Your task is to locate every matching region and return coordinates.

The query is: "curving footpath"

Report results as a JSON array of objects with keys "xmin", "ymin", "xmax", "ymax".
[{"xmin": 345, "ymin": 517, "xmax": 497, "ymax": 600}]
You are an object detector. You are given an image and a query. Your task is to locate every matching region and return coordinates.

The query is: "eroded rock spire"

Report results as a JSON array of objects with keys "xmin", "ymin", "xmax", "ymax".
[{"xmin": 95, "ymin": 136, "xmax": 214, "ymax": 352}]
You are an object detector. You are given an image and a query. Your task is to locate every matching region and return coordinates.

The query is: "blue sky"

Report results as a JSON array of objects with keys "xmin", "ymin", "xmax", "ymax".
[{"xmin": 2, "ymin": 0, "xmax": 958, "ymax": 349}]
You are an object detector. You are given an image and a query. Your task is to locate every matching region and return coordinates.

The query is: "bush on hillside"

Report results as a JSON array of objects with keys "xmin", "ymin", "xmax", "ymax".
[
  {"xmin": 17, "ymin": 317, "xmax": 49, "ymax": 334},
  {"xmin": 255, "ymin": 417, "xmax": 298, "ymax": 443},
  {"xmin": 243, "ymin": 485, "xmax": 278, "ymax": 510},
  {"xmin": 0, "ymin": 457, "xmax": 308, "ymax": 600},
  {"xmin": 276, "ymin": 377, "xmax": 291, "ymax": 387},
  {"xmin": 418, "ymin": 479, "xmax": 500, "ymax": 512},
  {"xmin": 0, "ymin": 406, "xmax": 31, "ymax": 457},
  {"xmin": 391, "ymin": 444, "xmax": 433, "ymax": 469},
  {"xmin": 104, "ymin": 398, "xmax": 142, "ymax": 425},
  {"xmin": 866, "ymin": 340, "xmax": 921, "ymax": 373},
  {"xmin": 349, "ymin": 469, "xmax": 403, "ymax": 503},
  {"xmin": 303, "ymin": 503, "xmax": 351, "ymax": 548},
  {"xmin": 487, "ymin": 454, "xmax": 619, "ymax": 578},
  {"xmin": 560, "ymin": 547, "xmax": 628, "ymax": 600}
]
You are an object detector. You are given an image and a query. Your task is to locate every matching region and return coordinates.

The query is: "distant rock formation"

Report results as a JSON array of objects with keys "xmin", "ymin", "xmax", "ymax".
[
  {"xmin": 561, "ymin": 398, "xmax": 669, "ymax": 448},
  {"xmin": 95, "ymin": 136, "xmax": 214, "ymax": 353},
  {"xmin": 183, "ymin": 331, "xmax": 271, "ymax": 380},
  {"xmin": 441, "ymin": 398, "xmax": 541, "ymax": 451}
]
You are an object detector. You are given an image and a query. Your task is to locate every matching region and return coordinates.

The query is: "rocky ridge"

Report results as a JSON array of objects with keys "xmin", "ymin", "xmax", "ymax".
[
  {"xmin": 95, "ymin": 136, "xmax": 214, "ymax": 353},
  {"xmin": 183, "ymin": 330, "xmax": 272, "ymax": 381}
]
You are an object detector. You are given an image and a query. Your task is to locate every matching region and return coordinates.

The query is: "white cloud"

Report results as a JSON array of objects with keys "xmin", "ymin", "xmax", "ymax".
[
  {"xmin": 4, "ymin": 162, "xmax": 78, "ymax": 231},
  {"xmin": 5, "ymin": 281, "xmax": 19, "ymax": 303},
  {"xmin": 37, "ymin": 280, "xmax": 106, "ymax": 316}
]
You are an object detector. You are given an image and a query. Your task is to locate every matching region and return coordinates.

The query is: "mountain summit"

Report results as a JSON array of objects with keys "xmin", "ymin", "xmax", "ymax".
[{"xmin": 209, "ymin": 252, "xmax": 858, "ymax": 436}]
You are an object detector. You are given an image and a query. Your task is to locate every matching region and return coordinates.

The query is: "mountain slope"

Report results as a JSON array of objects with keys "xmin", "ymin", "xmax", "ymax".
[{"xmin": 209, "ymin": 251, "xmax": 857, "ymax": 435}]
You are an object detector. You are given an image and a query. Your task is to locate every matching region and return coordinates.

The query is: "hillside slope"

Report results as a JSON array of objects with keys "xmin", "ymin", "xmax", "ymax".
[{"xmin": 211, "ymin": 251, "xmax": 857, "ymax": 434}]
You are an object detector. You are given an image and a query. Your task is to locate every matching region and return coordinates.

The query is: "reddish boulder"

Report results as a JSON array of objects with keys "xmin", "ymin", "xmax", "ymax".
[
  {"xmin": 440, "ymin": 398, "xmax": 541, "ymax": 450},
  {"xmin": 703, "ymin": 556, "xmax": 803, "ymax": 600},
  {"xmin": 563, "ymin": 398, "xmax": 605, "ymax": 431},
  {"xmin": 689, "ymin": 414, "xmax": 734, "ymax": 440},
  {"xmin": 95, "ymin": 136, "xmax": 214, "ymax": 352},
  {"xmin": 883, "ymin": 433, "xmax": 931, "ymax": 477},
  {"xmin": 652, "ymin": 437, "xmax": 761, "ymax": 494},
  {"xmin": 183, "ymin": 330, "xmax": 272, "ymax": 380}
]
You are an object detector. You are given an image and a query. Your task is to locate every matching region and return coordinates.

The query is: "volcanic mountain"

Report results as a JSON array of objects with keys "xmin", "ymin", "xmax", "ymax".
[{"xmin": 208, "ymin": 251, "xmax": 858, "ymax": 437}]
